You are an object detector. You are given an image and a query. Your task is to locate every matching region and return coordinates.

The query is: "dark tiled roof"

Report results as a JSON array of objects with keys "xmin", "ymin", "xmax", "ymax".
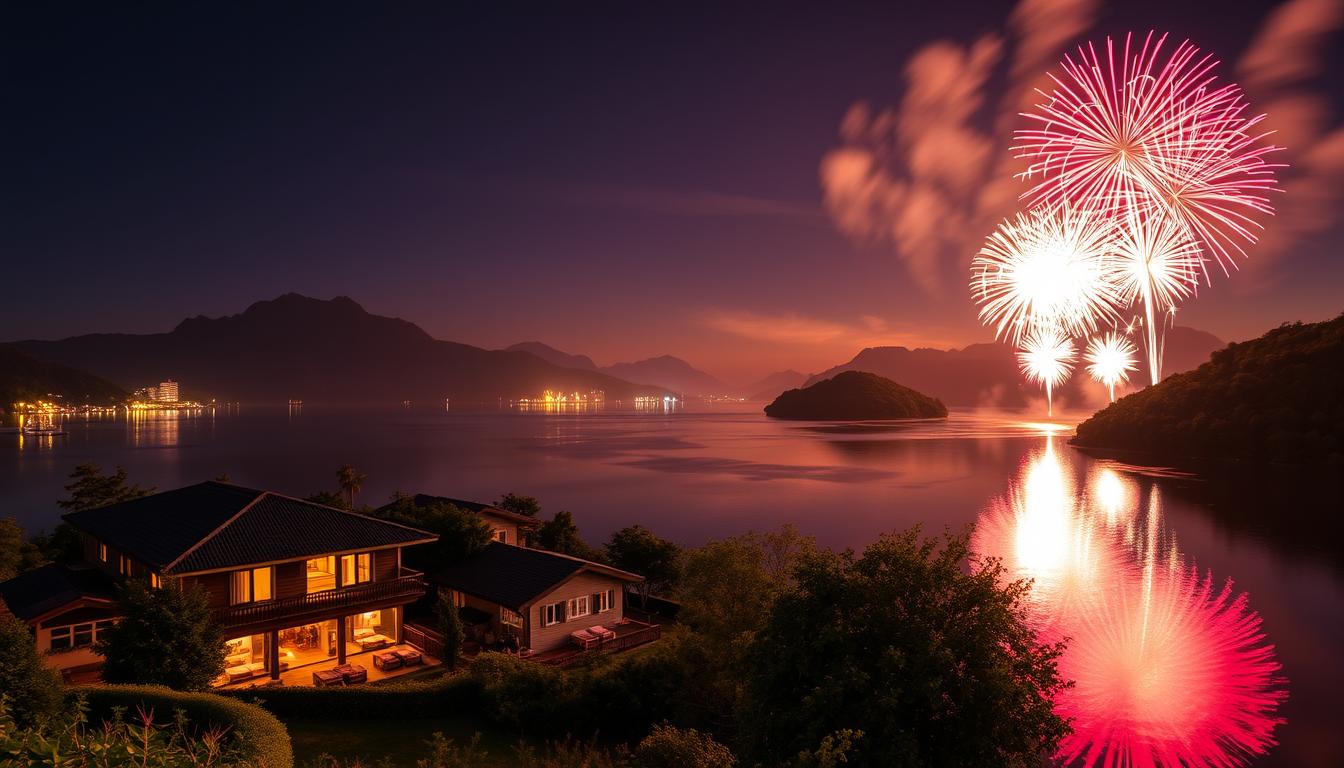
[
  {"xmin": 434, "ymin": 542, "xmax": 640, "ymax": 610},
  {"xmin": 376, "ymin": 494, "xmax": 541, "ymax": 529},
  {"xmin": 172, "ymin": 493, "xmax": 437, "ymax": 573},
  {"xmin": 0, "ymin": 563, "xmax": 117, "ymax": 622},
  {"xmin": 63, "ymin": 482, "xmax": 261, "ymax": 569},
  {"xmin": 62, "ymin": 481, "xmax": 437, "ymax": 574}
]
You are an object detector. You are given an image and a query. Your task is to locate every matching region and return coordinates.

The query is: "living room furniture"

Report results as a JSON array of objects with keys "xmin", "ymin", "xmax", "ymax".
[
  {"xmin": 333, "ymin": 663, "xmax": 367, "ymax": 684},
  {"xmin": 355, "ymin": 633, "xmax": 392, "ymax": 651},
  {"xmin": 394, "ymin": 648, "xmax": 423, "ymax": 666},
  {"xmin": 373, "ymin": 651, "xmax": 402, "ymax": 670},
  {"xmin": 588, "ymin": 625, "xmax": 615, "ymax": 642},
  {"xmin": 570, "ymin": 629, "xmax": 599, "ymax": 649},
  {"xmin": 312, "ymin": 668, "xmax": 343, "ymax": 687}
]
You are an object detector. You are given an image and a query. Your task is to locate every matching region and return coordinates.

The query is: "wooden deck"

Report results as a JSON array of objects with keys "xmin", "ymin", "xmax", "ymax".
[
  {"xmin": 529, "ymin": 619, "xmax": 662, "ymax": 666},
  {"xmin": 216, "ymin": 643, "xmax": 442, "ymax": 690}
]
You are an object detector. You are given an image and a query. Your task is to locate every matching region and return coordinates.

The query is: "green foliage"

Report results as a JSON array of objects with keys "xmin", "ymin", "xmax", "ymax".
[
  {"xmin": 57, "ymin": 463, "xmax": 154, "ymax": 512},
  {"xmin": 74, "ymin": 684, "xmax": 293, "ymax": 768},
  {"xmin": 634, "ymin": 724, "xmax": 735, "ymax": 768},
  {"xmin": 679, "ymin": 526, "xmax": 815, "ymax": 643},
  {"xmin": 219, "ymin": 675, "xmax": 480, "ymax": 721},
  {"xmin": 764, "ymin": 370, "xmax": 947, "ymax": 420},
  {"xmin": 792, "ymin": 730, "xmax": 864, "ymax": 768},
  {"xmin": 497, "ymin": 493, "xmax": 541, "ymax": 517},
  {"xmin": 0, "ymin": 698, "xmax": 249, "ymax": 767},
  {"xmin": 436, "ymin": 589, "xmax": 465, "ymax": 669},
  {"xmin": 0, "ymin": 343, "xmax": 126, "ymax": 408},
  {"xmin": 468, "ymin": 653, "xmax": 572, "ymax": 732},
  {"xmin": 373, "ymin": 498, "xmax": 491, "ymax": 569},
  {"xmin": 604, "ymin": 526, "xmax": 681, "ymax": 607},
  {"xmin": 411, "ymin": 732, "xmax": 489, "ymax": 768},
  {"xmin": 0, "ymin": 518, "xmax": 48, "ymax": 581},
  {"xmin": 96, "ymin": 580, "xmax": 227, "ymax": 691},
  {"xmin": 336, "ymin": 465, "xmax": 367, "ymax": 509},
  {"xmin": 0, "ymin": 613, "xmax": 64, "ymax": 727},
  {"xmin": 1074, "ymin": 314, "xmax": 1344, "ymax": 465},
  {"xmin": 740, "ymin": 527, "xmax": 1069, "ymax": 768},
  {"xmin": 27, "ymin": 524, "xmax": 83, "ymax": 565},
  {"xmin": 535, "ymin": 511, "xmax": 602, "ymax": 561}
]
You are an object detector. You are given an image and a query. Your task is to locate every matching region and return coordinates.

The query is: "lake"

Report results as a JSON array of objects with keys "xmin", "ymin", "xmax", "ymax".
[{"xmin": 4, "ymin": 405, "xmax": 1341, "ymax": 767}]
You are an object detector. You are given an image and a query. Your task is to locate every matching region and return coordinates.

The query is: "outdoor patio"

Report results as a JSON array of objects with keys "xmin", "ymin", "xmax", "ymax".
[{"xmin": 217, "ymin": 643, "xmax": 442, "ymax": 689}]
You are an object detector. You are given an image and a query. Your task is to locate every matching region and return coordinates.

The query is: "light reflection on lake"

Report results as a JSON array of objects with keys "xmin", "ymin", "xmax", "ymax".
[
  {"xmin": 2, "ymin": 405, "xmax": 1339, "ymax": 765},
  {"xmin": 973, "ymin": 438, "xmax": 1287, "ymax": 766}
]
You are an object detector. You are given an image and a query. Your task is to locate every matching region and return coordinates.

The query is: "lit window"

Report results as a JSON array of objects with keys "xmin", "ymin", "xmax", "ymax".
[
  {"xmin": 99, "ymin": 543, "xmax": 108, "ymax": 562},
  {"xmin": 567, "ymin": 595, "xmax": 590, "ymax": 620},
  {"xmin": 118, "ymin": 556, "xmax": 132, "ymax": 577},
  {"xmin": 306, "ymin": 556, "xmax": 336, "ymax": 593},
  {"xmin": 341, "ymin": 554, "xmax": 356, "ymax": 586},
  {"xmin": 230, "ymin": 568, "xmax": 273, "ymax": 604},
  {"xmin": 150, "ymin": 573, "xmax": 161, "ymax": 589},
  {"xmin": 541, "ymin": 602, "xmax": 565, "ymax": 627},
  {"xmin": 493, "ymin": 529, "xmax": 507, "ymax": 543},
  {"xmin": 595, "ymin": 589, "xmax": 613, "ymax": 613},
  {"xmin": 356, "ymin": 553, "xmax": 370, "ymax": 583},
  {"xmin": 252, "ymin": 567, "xmax": 272, "ymax": 601}
]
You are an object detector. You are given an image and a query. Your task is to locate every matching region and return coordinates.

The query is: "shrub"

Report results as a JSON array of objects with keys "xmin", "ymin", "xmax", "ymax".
[
  {"xmin": 635, "ymin": 724, "xmax": 736, "ymax": 768},
  {"xmin": 218, "ymin": 673, "xmax": 479, "ymax": 721},
  {"xmin": 0, "ymin": 612, "xmax": 64, "ymax": 726},
  {"xmin": 469, "ymin": 652, "xmax": 576, "ymax": 732},
  {"xmin": 75, "ymin": 684, "xmax": 293, "ymax": 768},
  {"xmin": 97, "ymin": 579, "xmax": 227, "ymax": 690}
]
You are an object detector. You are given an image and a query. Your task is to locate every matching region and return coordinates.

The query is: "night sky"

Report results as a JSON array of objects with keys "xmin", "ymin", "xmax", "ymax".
[{"xmin": 5, "ymin": 1, "xmax": 1342, "ymax": 383}]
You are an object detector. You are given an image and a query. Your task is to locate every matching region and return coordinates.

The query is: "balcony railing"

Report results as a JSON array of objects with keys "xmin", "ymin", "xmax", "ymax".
[{"xmin": 216, "ymin": 569, "xmax": 427, "ymax": 629}]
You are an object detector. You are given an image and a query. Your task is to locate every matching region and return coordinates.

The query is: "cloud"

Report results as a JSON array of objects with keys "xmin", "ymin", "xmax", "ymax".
[
  {"xmin": 1236, "ymin": 0, "xmax": 1344, "ymax": 262},
  {"xmin": 697, "ymin": 308, "xmax": 957, "ymax": 350},
  {"xmin": 819, "ymin": 0, "xmax": 1101, "ymax": 294}
]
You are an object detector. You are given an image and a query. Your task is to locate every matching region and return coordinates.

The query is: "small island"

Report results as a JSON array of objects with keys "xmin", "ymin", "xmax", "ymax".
[
  {"xmin": 764, "ymin": 370, "xmax": 948, "ymax": 420},
  {"xmin": 1072, "ymin": 313, "xmax": 1344, "ymax": 465}
]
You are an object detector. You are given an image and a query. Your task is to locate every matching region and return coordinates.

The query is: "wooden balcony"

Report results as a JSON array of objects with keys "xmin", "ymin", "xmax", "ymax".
[{"xmin": 216, "ymin": 569, "xmax": 428, "ymax": 632}]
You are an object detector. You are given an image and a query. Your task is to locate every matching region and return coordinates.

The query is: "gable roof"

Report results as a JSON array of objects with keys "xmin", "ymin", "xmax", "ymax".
[
  {"xmin": 63, "ymin": 481, "xmax": 438, "ymax": 574},
  {"xmin": 434, "ymin": 542, "xmax": 641, "ymax": 611},
  {"xmin": 376, "ymin": 494, "xmax": 542, "ymax": 529},
  {"xmin": 0, "ymin": 563, "xmax": 117, "ymax": 623}
]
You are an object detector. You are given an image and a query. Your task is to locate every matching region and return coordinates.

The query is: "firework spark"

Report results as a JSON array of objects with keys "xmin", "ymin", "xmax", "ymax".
[
  {"xmin": 971, "ymin": 207, "xmax": 1121, "ymax": 345},
  {"xmin": 1017, "ymin": 327, "xmax": 1076, "ymax": 416},
  {"xmin": 1015, "ymin": 31, "xmax": 1281, "ymax": 279},
  {"xmin": 1084, "ymin": 332, "xmax": 1139, "ymax": 402},
  {"xmin": 1111, "ymin": 205, "xmax": 1204, "ymax": 384}
]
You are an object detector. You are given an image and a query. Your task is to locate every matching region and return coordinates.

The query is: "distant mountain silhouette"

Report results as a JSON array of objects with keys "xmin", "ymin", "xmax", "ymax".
[
  {"xmin": 12, "ymin": 294, "xmax": 666, "ymax": 405},
  {"xmin": 745, "ymin": 370, "xmax": 808, "ymax": 402},
  {"xmin": 600, "ymin": 355, "xmax": 731, "ymax": 397},
  {"xmin": 504, "ymin": 342, "xmax": 598, "ymax": 371},
  {"xmin": 0, "ymin": 344, "xmax": 125, "ymax": 409},
  {"xmin": 765, "ymin": 371, "xmax": 947, "ymax": 420},
  {"xmin": 1074, "ymin": 314, "xmax": 1344, "ymax": 465},
  {"xmin": 807, "ymin": 327, "xmax": 1224, "ymax": 409}
]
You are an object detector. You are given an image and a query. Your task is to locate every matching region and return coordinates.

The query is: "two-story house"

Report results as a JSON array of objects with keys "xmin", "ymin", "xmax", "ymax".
[
  {"xmin": 375, "ymin": 494, "xmax": 541, "ymax": 546},
  {"xmin": 5, "ymin": 481, "xmax": 437, "ymax": 685}
]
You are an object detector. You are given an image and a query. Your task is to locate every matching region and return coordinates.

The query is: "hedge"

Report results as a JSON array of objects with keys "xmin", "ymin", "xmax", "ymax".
[
  {"xmin": 73, "ymin": 684, "xmax": 293, "ymax": 768},
  {"xmin": 217, "ymin": 673, "xmax": 481, "ymax": 720}
]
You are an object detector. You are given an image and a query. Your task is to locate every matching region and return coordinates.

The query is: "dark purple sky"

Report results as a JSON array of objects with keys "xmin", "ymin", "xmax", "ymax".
[{"xmin": 4, "ymin": 1, "xmax": 1341, "ymax": 383}]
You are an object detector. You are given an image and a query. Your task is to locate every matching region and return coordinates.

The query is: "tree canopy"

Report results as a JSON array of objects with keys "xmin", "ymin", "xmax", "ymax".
[
  {"xmin": 605, "ymin": 526, "xmax": 682, "ymax": 607},
  {"xmin": 0, "ymin": 612, "xmax": 64, "ymax": 726},
  {"xmin": 57, "ymin": 463, "xmax": 153, "ymax": 512},
  {"xmin": 497, "ymin": 492, "xmax": 541, "ymax": 517},
  {"xmin": 536, "ymin": 510, "xmax": 603, "ymax": 561},
  {"xmin": 740, "ymin": 527, "xmax": 1069, "ymax": 767},
  {"xmin": 374, "ymin": 496, "xmax": 492, "ymax": 570},
  {"xmin": 96, "ymin": 580, "xmax": 227, "ymax": 691}
]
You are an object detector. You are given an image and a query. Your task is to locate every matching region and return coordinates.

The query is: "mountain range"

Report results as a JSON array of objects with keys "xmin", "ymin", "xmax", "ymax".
[
  {"xmin": 504, "ymin": 342, "xmax": 741, "ymax": 398},
  {"xmin": 11, "ymin": 294, "xmax": 669, "ymax": 405},
  {"xmin": 0, "ymin": 344, "xmax": 125, "ymax": 409},
  {"xmin": 802, "ymin": 327, "xmax": 1224, "ymax": 409}
]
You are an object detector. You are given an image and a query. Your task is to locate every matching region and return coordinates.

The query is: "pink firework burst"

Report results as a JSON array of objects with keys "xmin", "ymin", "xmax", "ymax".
[{"xmin": 1015, "ymin": 32, "xmax": 1281, "ymax": 279}]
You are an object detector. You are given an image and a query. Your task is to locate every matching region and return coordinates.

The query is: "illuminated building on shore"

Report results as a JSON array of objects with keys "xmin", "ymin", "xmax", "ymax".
[{"xmin": 155, "ymin": 380, "xmax": 179, "ymax": 402}]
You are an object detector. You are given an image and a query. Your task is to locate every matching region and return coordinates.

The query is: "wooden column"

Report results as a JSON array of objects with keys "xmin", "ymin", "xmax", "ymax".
[
  {"xmin": 268, "ymin": 630, "xmax": 280, "ymax": 680},
  {"xmin": 395, "ymin": 607, "xmax": 404, "ymax": 644},
  {"xmin": 336, "ymin": 616, "xmax": 347, "ymax": 664}
]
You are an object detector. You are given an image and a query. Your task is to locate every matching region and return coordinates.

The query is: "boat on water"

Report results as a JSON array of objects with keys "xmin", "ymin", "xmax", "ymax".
[
  {"xmin": 22, "ymin": 423, "xmax": 67, "ymax": 436},
  {"xmin": 288, "ymin": 399, "xmax": 303, "ymax": 406}
]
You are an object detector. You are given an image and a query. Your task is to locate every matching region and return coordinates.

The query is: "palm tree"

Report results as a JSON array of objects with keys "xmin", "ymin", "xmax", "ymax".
[{"xmin": 336, "ymin": 465, "xmax": 366, "ymax": 509}]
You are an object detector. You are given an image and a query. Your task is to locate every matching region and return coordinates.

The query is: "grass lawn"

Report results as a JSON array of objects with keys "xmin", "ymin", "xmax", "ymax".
[{"xmin": 284, "ymin": 714, "xmax": 523, "ymax": 766}]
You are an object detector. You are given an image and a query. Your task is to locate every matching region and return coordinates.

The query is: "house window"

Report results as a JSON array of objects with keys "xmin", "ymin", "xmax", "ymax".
[
  {"xmin": 306, "ymin": 556, "xmax": 336, "ymax": 593},
  {"xmin": 357, "ymin": 553, "xmax": 371, "ymax": 583},
  {"xmin": 567, "ymin": 595, "xmax": 590, "ymax": 620},
  {"xmin": 501, "ymin": 607, "xmax": 522, "ymax": 627},
  {"xmin": 230, "ymin": 567, "xmax": 273, "ymax": 605},
  {"xmin": 150, "ymin": 573, "xmax": 161, "ymax": 589},
  {"xmin": 540, "ymin": 601, "xmax": 565, "ymax": 627},
  {"xmin": 493, "ymin": 529, "xmax": 507, "ymax": 543},
  {"xmin": 49, "ymin": 620, "xmax": 115, "ymax": 652},
  {"xmin": 594, "ymin": 589, "xmax": 613, "ymax": 613},
  {"xmin": 118, "ymin": 555, "xmax": 133, "ymax": 577},
  {"xmin": 99, "ymin": 543, "xmax": 107, "ymax": 562}
]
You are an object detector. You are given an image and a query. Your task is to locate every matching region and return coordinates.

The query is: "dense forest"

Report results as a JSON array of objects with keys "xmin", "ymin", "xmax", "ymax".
[
  {"xmin": 765, "ymin": 370, "xmax": 948, "ymax": 420},
  {"xmin": 1073, "ymin": 314, "xmax": 1344, "ymax": 465},
  {"xmin": 0, "ymin": 344, "xmax": 125, "ymax": 408}
]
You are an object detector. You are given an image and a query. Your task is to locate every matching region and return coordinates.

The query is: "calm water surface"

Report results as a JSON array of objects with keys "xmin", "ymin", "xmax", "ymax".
[{"xmin": 3, "ymin": 405, "xmax": 1341, "ymax": 766}]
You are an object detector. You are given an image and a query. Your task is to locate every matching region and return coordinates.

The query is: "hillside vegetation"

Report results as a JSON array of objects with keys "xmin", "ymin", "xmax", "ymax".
[
  {"xmin": 1073, "ymin": 314, "xmax": 1344, "ymax": 465},
  {"xmin": 765, "ymin": 370, "xmax": 948, "ymax": 420},
  {"xmin": 0, "ymin": 344, "xmax": 125, "ymax": 408}
]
